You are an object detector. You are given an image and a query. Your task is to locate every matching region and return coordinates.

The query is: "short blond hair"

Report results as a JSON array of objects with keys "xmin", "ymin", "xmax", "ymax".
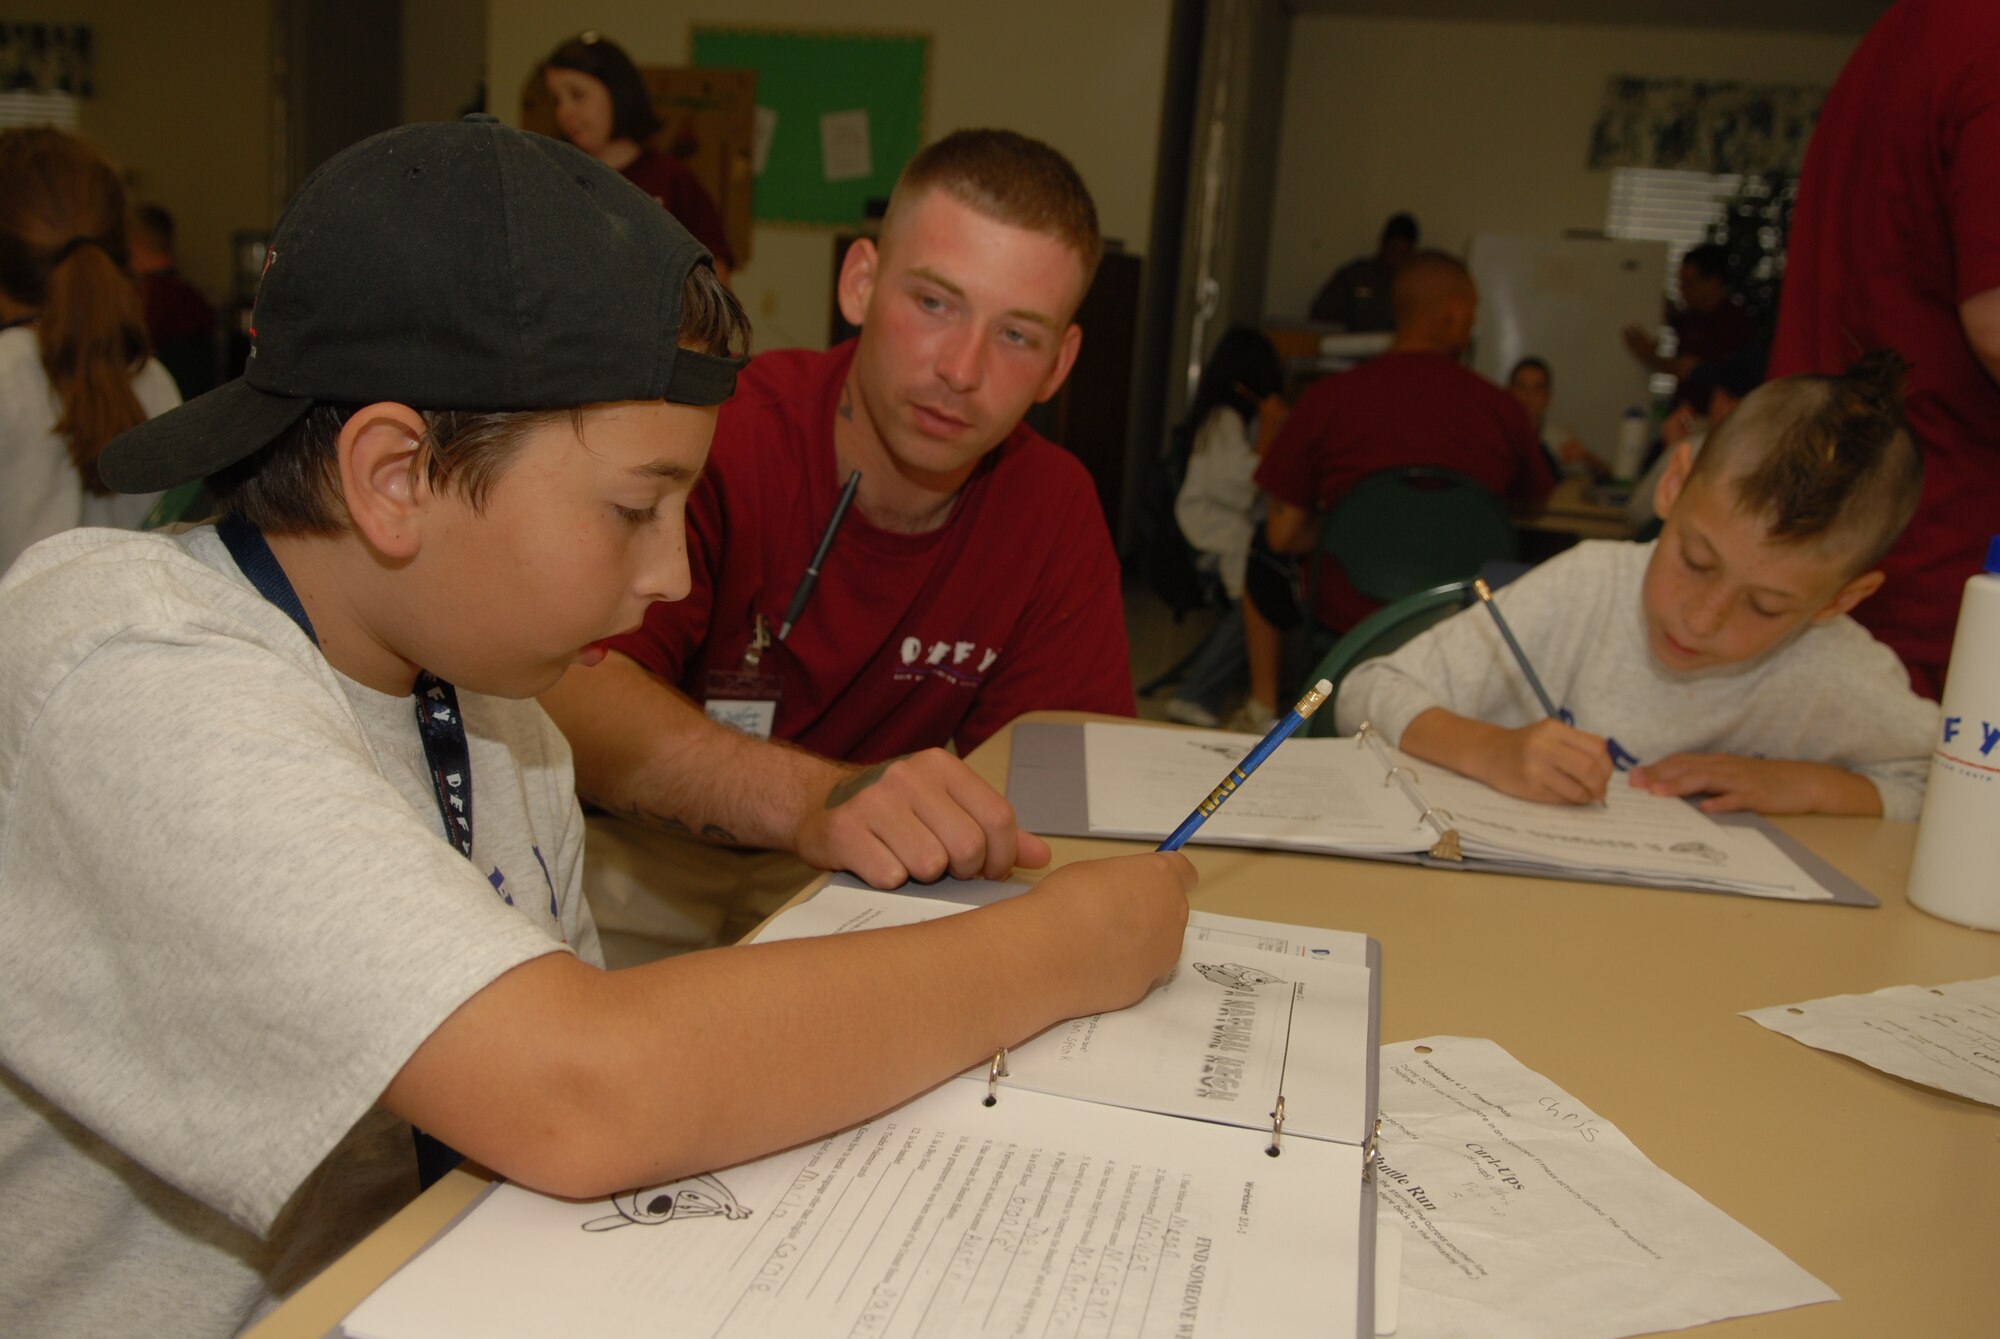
[{"xmin": 1692, "ymin": 349, "xmax": 1924, "ymax": 570}]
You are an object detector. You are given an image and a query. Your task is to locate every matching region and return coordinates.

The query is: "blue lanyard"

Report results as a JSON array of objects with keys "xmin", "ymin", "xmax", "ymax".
[
  {"xmin": 218, "ymin": 518, "xmax": 473, "ymax": 858},
  {"xmin": 217, "ymin": 517, "xmax": 470, "ymax": 1188}
]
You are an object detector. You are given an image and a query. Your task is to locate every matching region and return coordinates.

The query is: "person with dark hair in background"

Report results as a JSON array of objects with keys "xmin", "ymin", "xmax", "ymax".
[
  {"xmin": 1309, "ymin": 212, "xmax": 1419, "ymax": 331},
  {"xmin": 1770, "ymin": 0, "xmax": 2000, "ymax": 699},
  {"xmin": 0, "ymin": 128, "xmax": 178, "ymax": 571},
  {"xmin": 542, "ymin": 31, "xmax": 735, "ymax": 276},
  {"xmin": 130, "ymin": 202, "xmax": 218, "ymax": 400},
  {"xmin": 1163, "ymin": 326, "xmax": 1285, "ymax": 727},
  {"xmin": 1623, "ymin": 243, "xmax": 1755, "ymax": 385},
  {"xmin": 1507, "ymin": 356, "xmax": 1605, "ymax": 479}
]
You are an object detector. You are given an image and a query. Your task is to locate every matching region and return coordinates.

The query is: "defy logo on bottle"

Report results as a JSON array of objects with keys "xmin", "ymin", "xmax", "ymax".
[{"xmin": 1940, "ymin": 716, "xmax": 2000, "ymax": 772}]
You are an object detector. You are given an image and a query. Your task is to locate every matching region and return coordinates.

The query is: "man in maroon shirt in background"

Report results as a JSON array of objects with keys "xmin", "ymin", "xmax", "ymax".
[
  {"xmin": 130, "ymin": 203, "xmax": 217, "ymax": 399},
  {"xmin": 541, "ymin": 130, "xmax": 1135, "ymax": 965},
  {"xmin": 1240, "ymin": 251, "xmax": 1554, "ymax": 723},
  {"xmin": 1769, "ymin": 0, "xmax": 2000, "ymax": 699}
]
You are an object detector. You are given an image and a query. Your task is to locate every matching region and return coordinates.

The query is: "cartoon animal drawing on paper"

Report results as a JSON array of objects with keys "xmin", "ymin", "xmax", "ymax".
[
  {"xmin": 1193, "ymin": 962, "xmax": 1285, "ymax": 991},
  {"xmin": 1667, "ymin": 840, "xmax": 1726, "ymax": 866},
  {"xmin": 581, "ymin": 1173, "xmax": 752, "ymax": 1232}
]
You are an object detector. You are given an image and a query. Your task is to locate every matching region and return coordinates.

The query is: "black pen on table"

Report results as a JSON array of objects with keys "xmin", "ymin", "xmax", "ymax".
[
  {"xmin": 1473, "ymin": 577, "xmax": 1560, "ymax": 718},
  {"xmin": 778, "ymin": 470, "xmax": 862, "ymax": 641},
  {"xmin": 1158, "ymin": 678, "xmax": 1332, "ymax": 851}
]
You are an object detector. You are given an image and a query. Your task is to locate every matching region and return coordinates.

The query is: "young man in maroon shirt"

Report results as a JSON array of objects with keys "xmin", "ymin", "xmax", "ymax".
[
  {"xmin": 541, "ymin": 130, "xmax": 1134, "ymax": 964},
  {"xmin": 1240, "ymin": 251, "xmax": 1553, "ymax": 722}
]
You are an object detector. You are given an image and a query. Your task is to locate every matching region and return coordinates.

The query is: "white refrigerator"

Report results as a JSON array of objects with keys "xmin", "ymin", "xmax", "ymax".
[{"xmin": 1467, "ymin": 233, "xmax": 1668, "ymax": 466}]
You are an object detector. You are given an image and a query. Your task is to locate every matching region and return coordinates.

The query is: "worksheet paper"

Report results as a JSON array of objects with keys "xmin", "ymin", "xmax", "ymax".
[
  {"xmin": 342, "ymin": 1069, "xmax": 1364, "ymax": 1339},
  {"xmin": 1375, "ymin": 1037, "xmax": 1834, "ymax": 1339},
  {"xmin": 1743, "ymin": 975, "xmax": 2000, "ymax": 1106},
  {"xmin": 1080, "ymin": 723, "xmax": 1826, "ymax": 898},
  {"xmin": 755, "ymin": 881, "xmax": 1375, "ymax": 1141},
  {"xmin": 764, "ymin": 875, "xmax": 1377, "ymax": 964},
  {"xmin": 1083, "ymin": 723, "xmax": 1431, "ymax": 851},
  {"xmin": 1413, "ymin": 767, "xmax": 1828, "ymax": 899}
]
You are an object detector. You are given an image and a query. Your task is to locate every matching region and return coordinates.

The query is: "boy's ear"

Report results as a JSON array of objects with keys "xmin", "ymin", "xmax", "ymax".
[
  {"xmin": 336, "ymin": 403, "xmax": 431, "ymax": 560},
  {"xmin": 1652, "ymin": 439, "xmax": 1698, "ymax": 517},
  {"xmin": 1811, "ymin": 567, "xmax": 1887, "ymax": 624},
  {"xmin": 835, "ymin": 237, "xmax": 879, "ymax": 329}
]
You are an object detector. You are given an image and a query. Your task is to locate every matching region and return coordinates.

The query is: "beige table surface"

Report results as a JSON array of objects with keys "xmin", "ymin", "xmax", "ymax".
[{"xmin": 253, "ymin": 712, "xmax": 2000, "ymax": 1339}]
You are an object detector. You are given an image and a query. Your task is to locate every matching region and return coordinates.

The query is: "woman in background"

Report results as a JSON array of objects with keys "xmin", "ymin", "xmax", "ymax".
[
  {"xmin": 1164, "ymin": 327, "xmax": 1285, "ymax": 728},
  {"xmin": 0, "ymin": 127, "xmax": 176, "ymax": 573},
  {"xmin": 541, "ymin": 31, "xmax": 736, "ymax": 278}
]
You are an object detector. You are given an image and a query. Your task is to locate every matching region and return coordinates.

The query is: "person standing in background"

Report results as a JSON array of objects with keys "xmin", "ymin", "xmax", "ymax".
[
  {"xmin": 541, "ymin": 31, "xmax": 736, "ymax": 278},
  {"xmin": 129, "ymin": 203, "xmax": 218, "ymax": 400},
  {"xmin": 1769, "ymin": 0, "xmax": 2000, "ymax": 698},
  {"xmin": 1309, "ymin": 212, "xmax": 1419, "ymax": 332},
  {"xmin": 0, "ymin": 128, "xmax": 177, "ymax": 572}
]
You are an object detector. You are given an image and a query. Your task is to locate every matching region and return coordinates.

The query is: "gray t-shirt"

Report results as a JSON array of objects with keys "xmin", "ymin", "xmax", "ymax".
[
  {"xmin": 0, "ymin": 525, "xmax": 600, "ymax": 1337},
  {"xmin": 1334, "ymin": 539, "xmax": 1939, "ymax": 820}
]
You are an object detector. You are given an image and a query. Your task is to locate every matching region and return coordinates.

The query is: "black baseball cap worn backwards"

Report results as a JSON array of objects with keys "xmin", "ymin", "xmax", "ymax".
[{"xmin": 100, "ymin": 114, "xmax": 739, "ymax": 494}]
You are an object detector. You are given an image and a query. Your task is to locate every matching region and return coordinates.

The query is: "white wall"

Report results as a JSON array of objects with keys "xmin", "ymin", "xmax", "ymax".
[
  {"xmin": 487, "ymin": 0, "xmax": 1173, "ymax": 352},
  {"xmin": 1264, "ymin": 15, "xmax": 1860, "ymax": 317}
]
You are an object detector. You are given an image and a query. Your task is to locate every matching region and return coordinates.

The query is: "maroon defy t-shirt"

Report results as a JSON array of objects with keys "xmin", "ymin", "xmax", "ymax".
[{"xmin": 609, "ymin": 343, "xmax": 1135, "ymax": 762}]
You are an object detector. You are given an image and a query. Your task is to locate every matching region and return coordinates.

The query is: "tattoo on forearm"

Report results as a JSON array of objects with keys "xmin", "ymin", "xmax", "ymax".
[
  {"xmin": 825, "ymin": 761, "xmax": 892, "ymax": 809},
  {"xmin": 600, "ymin": 803, "xmax": 737, "ymax": 846}
]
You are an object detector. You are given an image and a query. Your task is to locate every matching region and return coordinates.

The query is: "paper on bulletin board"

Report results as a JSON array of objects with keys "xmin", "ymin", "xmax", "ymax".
[{"xmin": 819, "ymin": 109, "xmax": 872, "ymax": 182}]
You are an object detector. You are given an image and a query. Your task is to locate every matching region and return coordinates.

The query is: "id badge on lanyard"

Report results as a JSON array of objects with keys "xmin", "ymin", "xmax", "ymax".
[{"xmin": 704, "ymin": 612, "xmax": 783, "ymax": 738}]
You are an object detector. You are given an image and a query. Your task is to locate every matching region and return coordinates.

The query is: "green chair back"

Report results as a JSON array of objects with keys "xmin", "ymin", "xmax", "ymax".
[
  {"xmin": 1301, "ymin": 579, "xmax": 1476, "ymax": 736},
  {"xmin": 1319, "ymin": 466, "xmax": 1519, "ymax": 604}
]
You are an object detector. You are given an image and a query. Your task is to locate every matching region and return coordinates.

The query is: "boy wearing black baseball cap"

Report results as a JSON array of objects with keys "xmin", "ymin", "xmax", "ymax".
[{"xmin": 0, "ymin": 118, "xmax": 1191, "ymax": 1337}]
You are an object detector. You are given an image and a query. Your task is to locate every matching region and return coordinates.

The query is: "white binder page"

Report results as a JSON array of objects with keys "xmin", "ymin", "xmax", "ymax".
[
  {"xmin": 1743, "ymin": 974, "xmax": 2000, "ymax": 1105},
  {"xmin": 1411, "ymin": 763, "xmax": 1828, "ymax": 897},
  {"xmin": 1082, "ymin": 723, "xmax": 1432, "ymax": 851},
  {"xmin": 753, "ymin": 884, "xmax": 1376, "ymax": 1142},
  {"xmin": 343, "ymin": 1083, "xmax": 1362, "ymax": 1339},
  {"xmin": 998, "ymin": 939, "xmax": 1374, "ymax": 1142},
  {"xmin": 1375, "ymin": 1037, "xmax": 1834, "ymax": 1339}
]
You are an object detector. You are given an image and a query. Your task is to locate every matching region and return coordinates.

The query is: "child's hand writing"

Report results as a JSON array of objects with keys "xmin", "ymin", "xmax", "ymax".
[
  {"xmin": 1628, "ymin": 754, "xmax": 1884, "ymax": 816},
  {"xmin": 1023, "ymin": 853, "xmax": 1194, "ymax": 1016},
  {"xmin": 1482, "ymin": 718, "xmax": 1614, "ymax": 805},
  {"xmin": 1400, "ymin": 708, "xmax": 1610, "ymax": 807}
]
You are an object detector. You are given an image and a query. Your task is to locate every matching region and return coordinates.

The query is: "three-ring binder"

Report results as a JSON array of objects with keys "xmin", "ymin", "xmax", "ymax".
[
  {"xmin": 1357, "ymin": 722, "xmax": 1463, "ymax": 861},
  {"xmin": 981, "ymin": 1047, "xmax": 1298, "ymax": 1157}
]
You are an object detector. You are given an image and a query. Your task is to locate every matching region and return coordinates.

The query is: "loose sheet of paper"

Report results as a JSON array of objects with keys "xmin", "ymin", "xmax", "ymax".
[
  {"xmin": 1373, "ymin": 1037, "xmax": 1834, "ymax": 1339},
  {"xmin": 1743, "ymin": 974, "xmax": 2000, "ymax": 1105},
  {"xmin": 1083, "ymin": 723, "xmax": 1432, "ymax": 851},
  {"xmin": 755, "ymin": 881, "xmax": 1376, "ymax": 1142},
  {"xmin": 343, "ymin": 1083, "xmax": 1363, "ymax": 1339}
]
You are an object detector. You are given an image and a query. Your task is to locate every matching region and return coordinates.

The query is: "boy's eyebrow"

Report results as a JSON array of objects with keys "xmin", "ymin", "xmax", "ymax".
[
  {"xmin": 907, "ymin": 265, "xmax": 1060, "ymax": 331},
  {"xmin": 629, "ymin": 458, "xmax": 701, "ymax": 482}
]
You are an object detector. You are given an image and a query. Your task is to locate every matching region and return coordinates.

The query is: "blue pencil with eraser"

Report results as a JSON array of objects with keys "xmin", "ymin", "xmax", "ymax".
[
  {"xmin": 1473, "ymin": 577, "xmax": 1561, "ymax": 718},
  {"xmin": 1158, "ymin": 678, "xmax": 1332, "ymax": 851}
]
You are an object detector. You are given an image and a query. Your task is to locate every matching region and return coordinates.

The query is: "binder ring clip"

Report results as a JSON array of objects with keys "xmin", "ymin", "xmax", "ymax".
[
  {"xmin": 1383, "ymin": 764, "xmax": 1418, "ymax": 788},
  {"xmin": 1421, "ymin": 807, "xmax": 1454, "ymax": 826},
  {"xmin": 1362, "ymin": 1119, "xmax": 1382, "ymax": 1183},
  {"xmin": 1267, "ymin": 1095, "xmax": 1286, "ymax": 1158},
  {"xmin": 1355, "ymin": 722, "xmax": 1375, "ymax": 748},
  {"xmin": 985, "ymin": 1048, "xmax": 1009, "ymax": 1107}
]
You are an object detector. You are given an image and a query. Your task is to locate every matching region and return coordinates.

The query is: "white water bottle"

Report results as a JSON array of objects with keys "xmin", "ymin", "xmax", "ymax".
[
  {"xmin": 1908, "ymin": 536, "xmax": 2000, "ymax": 930},
  {"xmin": 1613, "ymin": 407, "xmax": 1649, "ymax": 481}
]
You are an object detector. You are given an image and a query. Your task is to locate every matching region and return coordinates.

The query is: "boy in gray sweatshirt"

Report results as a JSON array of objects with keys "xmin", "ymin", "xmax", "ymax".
[{"xmin": 1335, "ymin": 352, "xmax": 1939, "ymax": 821}]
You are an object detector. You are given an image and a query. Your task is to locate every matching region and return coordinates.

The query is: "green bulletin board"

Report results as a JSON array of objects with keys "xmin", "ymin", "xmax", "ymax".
[{"xmin": 691, "ymin": 26, "xmax": 929, "ymax": 228}]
